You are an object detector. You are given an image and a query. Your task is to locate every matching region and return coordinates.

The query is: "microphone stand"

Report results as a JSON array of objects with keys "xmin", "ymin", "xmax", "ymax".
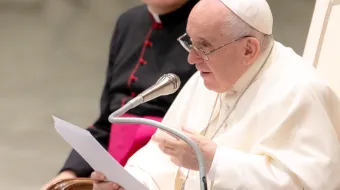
[{"xmin": 108, "ymin": 117, "xmax": 208, "ymax": 190}]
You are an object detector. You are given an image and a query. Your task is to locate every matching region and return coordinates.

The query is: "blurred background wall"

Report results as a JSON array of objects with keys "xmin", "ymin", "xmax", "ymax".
[{"xmin": 0, "ymin": 0, "xmax": 315, "ymax": 189}]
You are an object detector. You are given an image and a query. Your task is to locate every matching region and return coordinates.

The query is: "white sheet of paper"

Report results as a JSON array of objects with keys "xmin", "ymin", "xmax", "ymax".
[{"xmin": 52, "ymin": 116, "xmax": 149, "ymax": 190}]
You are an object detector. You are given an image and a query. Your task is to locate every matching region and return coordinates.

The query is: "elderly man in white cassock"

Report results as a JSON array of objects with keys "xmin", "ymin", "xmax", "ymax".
[{"xmin": 91, "ymin": 0, "xmax": 340, "ymax": 189}]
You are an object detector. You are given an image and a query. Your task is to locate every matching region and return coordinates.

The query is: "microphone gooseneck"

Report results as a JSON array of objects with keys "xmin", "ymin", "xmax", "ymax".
[
  {"xmin": 108, "ymin": 73, "xmax": 207, "ymax": 190},
  {"xmin": 108, "ymin": 117, "xmax": 208, "ymax": 190}
]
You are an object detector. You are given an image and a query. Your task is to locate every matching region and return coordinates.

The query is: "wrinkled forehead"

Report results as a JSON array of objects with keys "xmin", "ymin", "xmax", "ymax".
[
  {"xmin": 187, "ymin": 16, "xmax": 220, "ymax": 43},
  {"xmin": 186, "ymin": 0, "xmax": 228, "ymax": 43}
]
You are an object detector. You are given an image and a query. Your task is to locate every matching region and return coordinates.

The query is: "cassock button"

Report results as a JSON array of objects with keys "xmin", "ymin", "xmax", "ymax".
[
  {"xmin": 139, "ymin": 58, "xmax": 147, "ymax": 65},
  {"xmin": 152, "ymin": 22, "xmax": 162, "ymax": 29},
  {"xmin": 145, "ymin": 40, "xmax": 153, "ymax": 47},
  {"xmin": 130, "ymin": 75, "xmax": 138, "ymax": 82}
]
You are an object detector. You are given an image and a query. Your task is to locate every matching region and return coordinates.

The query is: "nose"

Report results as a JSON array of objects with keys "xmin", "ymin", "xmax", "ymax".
[{"xmin": 187, "ymin": 50, "xmax": 203, "ymax": 65}]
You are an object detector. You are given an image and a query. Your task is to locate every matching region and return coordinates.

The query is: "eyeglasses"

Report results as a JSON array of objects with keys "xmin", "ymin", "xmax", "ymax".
[{"xmin": 177, "ymin": 33, "xmax": 247, "ymax": 61}]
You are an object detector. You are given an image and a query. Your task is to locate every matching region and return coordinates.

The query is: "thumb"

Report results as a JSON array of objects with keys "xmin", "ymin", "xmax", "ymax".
[{"xmin": 181, "ymin": 127, "xmax": 198, "ymax": 134}]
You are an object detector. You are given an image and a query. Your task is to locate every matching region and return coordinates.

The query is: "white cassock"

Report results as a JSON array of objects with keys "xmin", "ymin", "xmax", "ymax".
[{"xmin": 123, "ymin": 40, "xmax": 340, "ymax": 190}]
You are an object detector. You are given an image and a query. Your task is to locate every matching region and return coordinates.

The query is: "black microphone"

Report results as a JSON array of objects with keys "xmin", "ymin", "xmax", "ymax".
[{"xmin": 108, "ymin": 73, "xmax": 181, "ymax": 120}]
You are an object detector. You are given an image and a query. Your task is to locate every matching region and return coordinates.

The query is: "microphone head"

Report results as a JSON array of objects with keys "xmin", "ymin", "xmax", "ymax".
[
  {"xmin": 156, "ymin": 73, "xmax": 181, "ymax": 94},
  {"xmin": 139, "ymin": 73, "xmax": 181, "ymax": 103}
]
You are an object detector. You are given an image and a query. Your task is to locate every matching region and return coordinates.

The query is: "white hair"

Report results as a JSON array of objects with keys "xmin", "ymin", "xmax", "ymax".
[{"xmin": 221, "ymin": 10, "xmax": 273, "ymax": 52}]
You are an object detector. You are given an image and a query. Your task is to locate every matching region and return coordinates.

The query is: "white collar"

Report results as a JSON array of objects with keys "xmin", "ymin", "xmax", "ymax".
[{"xmin": 147, "ymin": 6, "xmax": 162, "ymax": 23}]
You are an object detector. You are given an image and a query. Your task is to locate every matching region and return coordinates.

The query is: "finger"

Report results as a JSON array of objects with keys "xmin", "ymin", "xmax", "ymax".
[
  {"xmin": 152, "ymin": 131, "xmax": 178, "ymax": 142},
  {"xmin": 93, "ymin": 181, "xmax": 120, "ymax": 190},
  {"xmin": 151, "ymin": 134, "xmax": 161, "ymax": 142},
  {"xmin": 181, "ymin": 127, "xmax": 204, "ymax": 144},
  {"xmin": 164, "ymin": 131, "xmax": 180, "ymax": 140},
  {"xmin": 91, "ymin": 171, "xmax": 106, "ymax": 182},
  {"xmin": 152, "ymin": 132, "xmax": 192, "ymax": 156},
  {"xmin": 181, "ymin": 127, "xmax": 198, "ymax": 135},
  {"xmin": 152, "ymin": 135, "xmax": 179, "ymax": 149},
  {"xmin": 158, "ymin": 144, "xmax": 177, "ymax": 156}
]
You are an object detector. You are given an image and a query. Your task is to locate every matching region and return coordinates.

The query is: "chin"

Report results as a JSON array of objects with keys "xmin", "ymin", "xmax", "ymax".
[
  {"xmin": 203, "ymin": 80, "xmax": 231, "ymax": 93},
  {"xmin": 202, "ymin": 80, "xmax": 220, "ymax": 92}
]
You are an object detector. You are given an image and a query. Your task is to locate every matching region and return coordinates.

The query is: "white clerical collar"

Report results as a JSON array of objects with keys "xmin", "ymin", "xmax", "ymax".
[
  {"xmin": 148, "ymin": 7, "xmax": 162, "ymax": 23},
  {"xmin": 223, "ymin": 40, "xmax": 275, "ymax": 98}
]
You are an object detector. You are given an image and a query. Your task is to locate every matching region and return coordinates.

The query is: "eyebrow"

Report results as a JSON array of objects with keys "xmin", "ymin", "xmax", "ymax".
[
  {"xmin": 198, "ymin": 37, "xmax": 213, "ymax": 47},
  {"xmin": 188, "ymin": 35, "xmax": 212, "ymax": 46},
  {"xmin": 186, "ymin": 33, "xmax": 213, "ymax": 47}
]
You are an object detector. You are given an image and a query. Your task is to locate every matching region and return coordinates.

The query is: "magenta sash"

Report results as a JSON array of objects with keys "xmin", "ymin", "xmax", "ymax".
[{"xmin": 107, "ymin": 113, "xmax": 162, "ymax": 166}]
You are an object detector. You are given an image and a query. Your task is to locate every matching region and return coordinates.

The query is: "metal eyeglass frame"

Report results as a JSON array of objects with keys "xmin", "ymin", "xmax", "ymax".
[{"xmin": 177, "ymin": 33, "xmax": 248, "ymax": 61}]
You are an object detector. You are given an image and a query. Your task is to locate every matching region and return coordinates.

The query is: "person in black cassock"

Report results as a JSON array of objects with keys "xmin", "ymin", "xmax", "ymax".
[{"xmin": 41, "ymin": 0, "xmax": 199, "ymax": 189}]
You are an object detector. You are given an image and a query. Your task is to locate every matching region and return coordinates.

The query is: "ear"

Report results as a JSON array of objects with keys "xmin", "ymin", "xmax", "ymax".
[{"xmin": 242, "ymin": 37, "xmax": 260, "ymax": 66}]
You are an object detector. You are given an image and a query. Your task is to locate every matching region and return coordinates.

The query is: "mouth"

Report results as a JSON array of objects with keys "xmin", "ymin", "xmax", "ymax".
[
  {"xmin": 200, "ymin": 71, "xmax": 211, "ymax": 77},
  {"xmin": 196, "ymin": 65, "xmax": 211, "ymax": 77}
]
